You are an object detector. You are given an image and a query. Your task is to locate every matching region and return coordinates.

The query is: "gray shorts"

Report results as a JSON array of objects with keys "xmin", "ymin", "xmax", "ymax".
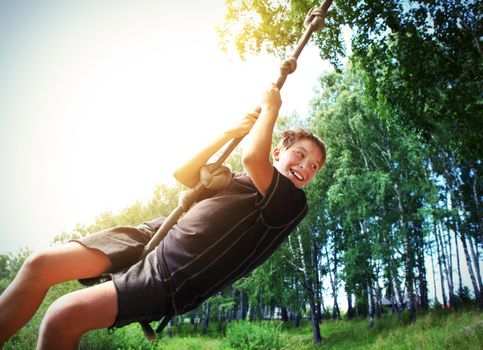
[{"xmin": 74, "ymin": 220, "xmax": 171, "ymax": 327}]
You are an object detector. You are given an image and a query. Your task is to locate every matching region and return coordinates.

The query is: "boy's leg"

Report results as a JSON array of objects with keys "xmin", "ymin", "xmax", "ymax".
[
  {"xmin": 37, "ymin": 281, "xmax": 117, "ymax": 350},
  {"xmin": 0, "ymin": 242, "xmax": 111, "ymax": 344}
]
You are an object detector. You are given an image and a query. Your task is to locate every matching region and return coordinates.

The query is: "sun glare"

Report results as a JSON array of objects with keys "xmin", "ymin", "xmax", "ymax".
[{"xmin": 0, "ymin": 1, "xmax": 331, "ymax": 253}]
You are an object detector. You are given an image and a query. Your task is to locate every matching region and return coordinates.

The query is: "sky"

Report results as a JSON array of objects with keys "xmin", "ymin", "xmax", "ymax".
[{"xmin": 0, "ymin": 0, "xmax": 333, "ymax": 254}]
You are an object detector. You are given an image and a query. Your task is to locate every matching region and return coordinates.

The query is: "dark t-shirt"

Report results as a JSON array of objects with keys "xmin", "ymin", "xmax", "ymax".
[{"xmin": 154, "ymin": 168, "xmax": 307, "ymax": 315}]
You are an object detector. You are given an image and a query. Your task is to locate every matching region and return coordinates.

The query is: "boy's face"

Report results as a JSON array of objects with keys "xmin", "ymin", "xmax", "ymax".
[{"xmin": 273, "ymin": 139, "xmax": 324, "ymax": 188}]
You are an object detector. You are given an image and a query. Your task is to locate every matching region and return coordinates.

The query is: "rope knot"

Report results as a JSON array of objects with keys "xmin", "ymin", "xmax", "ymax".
[
  {"xmin": 304, "ymin": 6, "xmax": 326, "ymax": 32},
  {"xmin": 280, "ymin": 57, "xmax": 297, "ymax": 76},
  {"xmin": 178, "ymin": 164, "xmax": 232, "ymax": 211},
  {"xmin": 200, "ymin": 164, "xmax": 232, "ymax": 191}
]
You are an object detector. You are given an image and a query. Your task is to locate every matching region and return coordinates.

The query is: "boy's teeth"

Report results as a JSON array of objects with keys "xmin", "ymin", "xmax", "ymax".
[{"xmin": 291, "ymin": 169, "xmax": 303, "ymax": 180}]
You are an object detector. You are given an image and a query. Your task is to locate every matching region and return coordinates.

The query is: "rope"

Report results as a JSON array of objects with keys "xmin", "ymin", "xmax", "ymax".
[
  {"xmin": 179, "ymin": 164, "xmax": 232, "ymax": 211},
  {"xmin": 140, "ymin": 0, "xmax": 333, "ymax": 260},
  {"xmin": 275, "ymin": 0, "xmax": 333, "ymax": 89},
  {"xmin": 137, "ymin": 0, "xmax": 333, "ymax": 339}
]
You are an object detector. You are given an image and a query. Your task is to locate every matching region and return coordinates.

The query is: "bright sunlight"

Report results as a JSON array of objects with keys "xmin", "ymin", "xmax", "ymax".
[{"xmin": 0, "ymin": 0, "xmax": 330, "ymax": 253}]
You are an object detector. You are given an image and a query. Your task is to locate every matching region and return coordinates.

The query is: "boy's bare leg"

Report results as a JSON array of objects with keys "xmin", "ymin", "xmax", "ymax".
[
  {"xmin": 0, "ymin": 242, "xmax": 111, "ymax": 345},
  {"xmin": 37, "ymin": 281, "xmax": 118, "ymax": 350}
]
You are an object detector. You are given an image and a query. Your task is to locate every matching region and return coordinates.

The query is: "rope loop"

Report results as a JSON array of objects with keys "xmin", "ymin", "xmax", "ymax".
[
  {"xmin": 200, "ymin": 164, "xmax": 232, "ymax": 190},
  {"xmin": 178, "ymin": 164, "xmax": 232, "ymax": 211},
  {"xmin": 280, "ymin": 57, "xmax": 297, "ymax": 77},
  {"xmin": 303, "ymin": 6, "xmax": 326, "ymax": 31}
]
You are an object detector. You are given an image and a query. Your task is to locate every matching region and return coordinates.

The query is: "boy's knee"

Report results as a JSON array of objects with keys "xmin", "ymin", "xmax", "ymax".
[
  {"xmin": 38, "ymin": 294, "xmax": 86, "ymax": 349},
  {"xmin": 22, "ymin": 252, "xmax": 50, "ymax": 278},
  {"xmin": 22, "ymin": 250, "xmax": 63, "ymax": 286},
  {"xmin": 40, "ymin": 294, "xmax": 84, "ymax": 337}
]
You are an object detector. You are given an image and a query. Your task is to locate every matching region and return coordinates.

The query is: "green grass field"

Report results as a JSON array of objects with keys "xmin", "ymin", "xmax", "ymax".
[
  {"xmin": 82, "ymin": 308, "xmax": 482, "ymax": 350},
  {"xmin": 5, "ymin": 295, "xmax": 481, "ymax": 350}
]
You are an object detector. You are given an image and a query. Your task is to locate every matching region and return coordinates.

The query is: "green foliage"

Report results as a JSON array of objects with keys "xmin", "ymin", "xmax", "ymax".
[
  {"xmin": 218, "ymin": 0, "xmax": 345, "ymax": 67},
  {"xmin": 455, "ymin": 287, "xmax": 474, "ymax": 306},
  {"xmin": 52, "ymin": 183, "xmax": 182, "ymax": 244},
  {"xmin": 3, "ymin": 280, "xmax": 83, "ymax": 350},
  {"xmin": 81, "ymin": 325, "xmax": 227, "ymax": 350},
  {"xmin": 226, "ymin": 321, "xmax": 283, "ymax": 350},
  {"xmin": 0, "ymin": 248, "xmax": 31, "ymax": 294},
  {"xmin": 220, "ymin": 0, "xmax": 481, "ymax": 160}
]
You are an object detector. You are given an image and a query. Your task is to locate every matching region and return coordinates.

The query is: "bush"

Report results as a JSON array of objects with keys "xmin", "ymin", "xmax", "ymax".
[
  {"xmin": 225, "ymin": 321, "xmax": 282, "ymax": 350},
  {"xmin": 455, "ymin": 287, "xmax": 474, "ymax": 307}
]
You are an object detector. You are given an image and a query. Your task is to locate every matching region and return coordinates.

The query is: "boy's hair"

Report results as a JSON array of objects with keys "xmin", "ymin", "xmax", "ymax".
[{"xmin": 278, "ymin": 129, "xmax": 326, "ymax": 165}]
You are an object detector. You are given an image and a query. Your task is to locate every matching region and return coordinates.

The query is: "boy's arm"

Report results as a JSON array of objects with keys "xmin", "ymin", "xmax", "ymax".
[
  {"xmin": 174, "ymin": 113, "xmax": 257, "ymax": 188},
  {"xmin": 242, "ymin": 85, "xmax": 282, "ymax": 196}
]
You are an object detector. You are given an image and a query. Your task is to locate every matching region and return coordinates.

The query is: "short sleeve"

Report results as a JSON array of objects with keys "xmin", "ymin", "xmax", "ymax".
[{"xmin": 258, "ymin": 168, "xmax": 308, "ymax": 227}]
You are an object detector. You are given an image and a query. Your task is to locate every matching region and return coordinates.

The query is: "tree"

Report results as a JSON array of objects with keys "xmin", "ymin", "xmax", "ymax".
[
  {"xmin": 220, "ymin": 0, "xmax": 482, "ymax": 312},
  {"xmin": 220, "ymin": 0, "xmax": 481, "ymax": 160}
]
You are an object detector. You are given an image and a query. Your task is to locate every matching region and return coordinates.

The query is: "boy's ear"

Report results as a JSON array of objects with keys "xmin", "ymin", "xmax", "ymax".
[{"xmin": 272, "ymin": 147, "xmax": 281, "ymax": 162}]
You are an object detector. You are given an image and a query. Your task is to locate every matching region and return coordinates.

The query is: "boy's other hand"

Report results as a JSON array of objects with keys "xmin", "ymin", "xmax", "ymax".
[
  {"xmin": 227, "ymin": 111, "xmax": 259, "ymax": 139},
  {"xmin": 261, "ymin": 85, "xmax": 282, "ymax": 112}
]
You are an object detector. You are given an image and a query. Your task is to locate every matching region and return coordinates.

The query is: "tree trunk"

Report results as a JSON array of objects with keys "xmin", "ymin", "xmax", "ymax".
[
  {"xmin": 438, "ymin": 221, "xmax": 454, "ymax": 305},
  {"xmin": 367, "ymin": 281, "xmax": 375, "ymax": 329},
  {"xmin": 166, "ymin": 319, "xmax": 175, "ymax": 337},
  {"xmin": 229, "ymin": 288, "xmax": 236, "ymax": 321},
  {"xmin": 238, "ymin": 290, "xmax": 246, "ymax": 321},
  {"xmin": 394, "ymin": 182, "xmax": 417, "ymax": 321},
  {"xmin": 445, "ymin": 159, "xmax": 482, "ymax": 307},
  {"xmin": 453, "ymin": 209, "xmax": 482, "ymax": 307},
  {"xmin": 404, "ymin": 229, "xmax": 417, "ymax": 321},
  {"xmin": 470, "ymin": 166, "xmax": 482, "ymax": 243},
  {"xmin": 460, "ymin": 230, "xmax": 483, "ymax": 308},
  {"xmin": 454, "ymin": 224, "xmax": 464, "ymax": 297},
  {"xmin": 347, "ymin": 292, "xmax": 354, "ymax": 319},
  {"xmin": 246, "ymin": 303, "xmax": 254, "ymax": 321},
  {"xmin": 201, "ymin": 302, "xmax": 211, "ymax": 335},
  {"xmin": 258, "ymin": 291, "xmax": 264, "ymax": 320},
  {"xmin": 281, "ymin": 306, "xmax": 288, "ymax": 322},
  {"xmin": 388, "ymin": 264, "xmax": 403, "ymax": 317},
  {"xmin": 311, "ymin": 236, "xmax": 323, "ymax": 323},
  {"xmin": 324, "ymin": 243, "xmax": 340, "ymax": 320},
  {"xmin": 415, "ymin": 223, "xmax": 429, "ymax": 310},
  {"xmin": 375, "ymin": 279, "xmax": 383, "ymax": 319},
  {"xmin": 296, "ymin": 231, "xmax": 322, "ymax": 343},
  {"xmin": 191, "ymin": 315, "xmax": 199, "ymax": 332},
  {"xmin": 443, "ymin": 211, "xmax": 456, "ymax": 307},
  {"xmin": 468, "ymin": 235, "xmax": 482, "ymax": 297},
  {"xmin": 428, "ymin": 230, "xmax": 439, "ymax": 305},
  {"xmin": 435, "ymin": 223, "xmax": 448, "ymax": 307}
]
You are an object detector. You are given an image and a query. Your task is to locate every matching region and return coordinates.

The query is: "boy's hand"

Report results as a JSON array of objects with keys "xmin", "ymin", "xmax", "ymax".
[
  {"xmin": 227, "ymin": 111, "xmax": 259, "ymax": 139},
  {"xmin": 241, "ymin": 85, "xmax": 282, "ymax": 196},
  {"xmin": 260, "ymin": 85, "xmax": 282, "ymax": 112},
  {"xmin": 174, "ymin": 110, "xmax": 257, "ymax": 188}
]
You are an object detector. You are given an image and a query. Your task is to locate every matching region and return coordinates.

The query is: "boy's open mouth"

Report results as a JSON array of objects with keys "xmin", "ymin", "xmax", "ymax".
[{"xmin": 290, "ymin": 169, "xmax": 304, "ymax": 181}]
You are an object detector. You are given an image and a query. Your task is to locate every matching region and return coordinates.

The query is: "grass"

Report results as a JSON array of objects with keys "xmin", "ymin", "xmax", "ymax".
[
  {"xmin": 280, "ymin": 308, "xmax": 483, "ymax": 350},
  {"xmin": 4, "ymin": 302, "xmax": 482, "ymax": 349}
]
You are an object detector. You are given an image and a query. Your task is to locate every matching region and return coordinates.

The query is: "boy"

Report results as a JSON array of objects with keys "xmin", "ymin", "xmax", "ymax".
[{"xmin": 0, "ymin": 85, "xmax": 325, "ymax": 349}]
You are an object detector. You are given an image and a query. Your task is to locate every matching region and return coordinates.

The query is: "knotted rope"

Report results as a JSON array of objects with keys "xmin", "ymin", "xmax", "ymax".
[
  {"xmin": 179, "ymin": 164, "xmax": 232, "ymax": 211},
  {"xmin": 274, "ymin": 0, "xmax": 333, "ymax": 89},
  {"xmin": 138, "ymin": 0, "xmax": 333, "ymax": 339},
  {"xmin": 140, "ymin": 0, "xmax": 333, "ymax": 260},
  {"xmin": 140, "ymin": 0, "xmax": 332, "ymax": 261}
]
